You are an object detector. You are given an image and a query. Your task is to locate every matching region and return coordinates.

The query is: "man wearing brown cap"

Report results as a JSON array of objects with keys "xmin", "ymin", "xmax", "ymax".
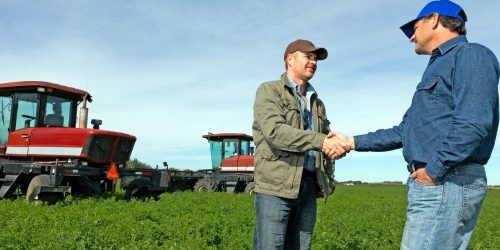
[{"xmin": 252, "ymin": 39, "xmax": 342, "ymax": 249}]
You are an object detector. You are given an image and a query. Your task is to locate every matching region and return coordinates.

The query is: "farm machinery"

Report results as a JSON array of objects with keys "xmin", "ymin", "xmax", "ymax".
[
  {"xmin": 194, "ymin": 132, "xmax": 255, "ymax": 194},
  {"xmin": 0, "ymin": 81, "xmax": 180, "ymax": 203},
  {"xmin": 0, "ymin": 81, "xmax": 255, "ymax": 204},
  {"xmin": 123, "ymin": 132, "xmax": 256, "ymax": 196}
]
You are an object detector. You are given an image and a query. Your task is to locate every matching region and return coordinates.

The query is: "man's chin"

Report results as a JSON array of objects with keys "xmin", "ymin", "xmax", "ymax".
[
  {"xmin": 414, "ymin": 46, "xmax": 431, "ymax": 55},
  {"xmin": 305, "ymin": 73, "xmax": 314, "ymax": 80},
  {"xmin": 306, "ymin": 70, "xmax": 315, "ymax": 77},
  {"xmin": 415, "ymin": 47, "xmax": 424, "ymax": 55}
]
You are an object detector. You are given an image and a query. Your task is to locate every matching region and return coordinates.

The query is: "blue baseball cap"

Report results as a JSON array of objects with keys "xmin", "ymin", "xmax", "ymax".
[{"xmin": 400, "ymin": 0, "xmax": 466, "ymax": 38}]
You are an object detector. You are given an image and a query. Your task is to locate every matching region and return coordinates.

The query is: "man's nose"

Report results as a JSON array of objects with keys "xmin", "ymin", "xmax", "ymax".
[{"xmin": 410, "ymin": 34, "xmax": 416, "ymax": 43}]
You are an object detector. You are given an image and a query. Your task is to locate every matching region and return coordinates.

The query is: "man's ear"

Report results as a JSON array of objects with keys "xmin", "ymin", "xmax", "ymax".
[
  {"xmin": 431, "ymin": 13, "xmax": 440, "ymax": 29},
  {"xmin": 286, "ymin": 54, "xmax": 293, "ymax": 67}
]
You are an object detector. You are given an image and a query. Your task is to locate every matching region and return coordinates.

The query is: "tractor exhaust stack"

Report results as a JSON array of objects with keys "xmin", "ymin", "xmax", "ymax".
[{"xmin": 79, "ymin": 95, "xmax": 89, "ymax": 128}]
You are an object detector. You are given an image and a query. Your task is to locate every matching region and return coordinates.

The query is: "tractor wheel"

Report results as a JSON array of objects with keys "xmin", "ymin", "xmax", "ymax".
[
  {"xmin": 193, "ymin": 178, "xmax": 215, "ymax": 192},
  {"xmin": 244, "ymin": 182, "xmax": 255, "ymax": 195},
  {"xmin": 124, "ymin": 178, "xmax": 156, "ymax": 201},
  {"xmin": 26, "ymin": 175, "xmax": 63, "ymax": 204}
]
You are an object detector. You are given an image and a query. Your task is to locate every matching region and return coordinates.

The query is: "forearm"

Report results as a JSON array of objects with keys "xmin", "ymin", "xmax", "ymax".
[
  {"xmin": 354, "ymin": 126, "xmax": 403, "ymax": 152},
  {"xmin": 260, "ymin": 122, "xmax": 326, "ymax": 152}
]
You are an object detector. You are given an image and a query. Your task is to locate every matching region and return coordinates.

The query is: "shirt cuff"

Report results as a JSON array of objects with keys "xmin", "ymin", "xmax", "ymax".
[
  {"xmin": 353, "ymin": 135, "xmax": 367, "ymax": 151},
  {"xmin": 425, "ymin": 159, "xmax": 449, "ymax": 181}
]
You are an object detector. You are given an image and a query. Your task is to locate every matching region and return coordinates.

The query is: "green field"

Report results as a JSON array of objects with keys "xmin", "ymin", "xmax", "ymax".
[{"xmin": 0, "ymin": 185, "xmax": 498, "ymax": 249}]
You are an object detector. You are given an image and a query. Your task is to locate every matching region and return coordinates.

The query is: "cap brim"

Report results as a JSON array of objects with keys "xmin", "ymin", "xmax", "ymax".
[
  {"xmin": 302, "ymin": 47, "xmax": 328, "ymax": 60},
  {"xmin": 315, "ymin": 48, "xmax": 328, "ymax": 60},
  {"xmin": 400, "ymin": 19, "xmax": 418, "ymax": 39}
]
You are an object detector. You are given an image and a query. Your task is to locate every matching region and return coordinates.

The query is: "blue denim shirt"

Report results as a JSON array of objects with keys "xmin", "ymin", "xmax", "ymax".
[
  {"xmin": 288, "ymin": 77, "xmax": 316, "ymax": 172},
  {"xmin": 354, "ymin": 36, "xmax": 500, "ymax": 181}
]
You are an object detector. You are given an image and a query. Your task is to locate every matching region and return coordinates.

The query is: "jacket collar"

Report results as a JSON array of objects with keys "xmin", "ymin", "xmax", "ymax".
[
  {"xmin": 281, "ymin": 73, "xmax": 316, "ymax": 93},
  {"xmin": 281, "ymin": 73, "xmax": 293, "ymax": 90}
]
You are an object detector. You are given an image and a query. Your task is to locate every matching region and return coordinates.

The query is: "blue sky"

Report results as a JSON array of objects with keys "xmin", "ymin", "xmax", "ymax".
[{"xmin": 1, "ymin": 0, "xmax": 499, "ymax": 184}]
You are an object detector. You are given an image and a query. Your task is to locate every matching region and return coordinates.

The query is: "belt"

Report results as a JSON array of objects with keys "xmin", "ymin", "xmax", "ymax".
[
  {"xmin": 407, "ymin": 161, "xmax": 480, "ymax": 173},
  {"xmin": 407, "ymin": 161, "xmax": 426, "ymax": 173}
]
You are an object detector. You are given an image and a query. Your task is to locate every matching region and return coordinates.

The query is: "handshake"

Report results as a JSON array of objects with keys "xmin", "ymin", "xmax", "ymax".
[{"xmin": 322, "ymin": 131, "xmax": 354, "ymax": 160}]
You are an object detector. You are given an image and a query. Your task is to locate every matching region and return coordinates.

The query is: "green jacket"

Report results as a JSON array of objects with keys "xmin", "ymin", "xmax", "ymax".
[{"xmin": 252, "ymin": 73, "xmax": 335, "ymax": 200}]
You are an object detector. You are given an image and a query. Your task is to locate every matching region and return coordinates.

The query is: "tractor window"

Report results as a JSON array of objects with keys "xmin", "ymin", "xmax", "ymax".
[
  {"xmin": 223, "ymin": 139, "xmax": 238, "ymax": 159},
  {"xmin": 209, "ymin": 140, "xmax": 222, "ymax": 168},
  {"xmin": 45, "ymin": 95, "xmax": 72, "ymax": 127},
  {"xmin": 14, "ymin": 93, "xmax": 38, "ymax": 130},
  {"xmin": 240, "ymin": 140, "xmax": 250, "ymax": 156},
  {"xmin": 0, "ymin": 95, "xmax": 11, "ymax": 145}
]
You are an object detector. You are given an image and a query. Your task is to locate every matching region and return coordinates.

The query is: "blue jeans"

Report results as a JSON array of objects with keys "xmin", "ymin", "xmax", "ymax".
[
  {"xmin": 254, "ymin": 173, "xmax": 318, "ymax": 250},
  {"xmin": 401, "ymin": 163, "xmax": 487, "ymax": 250}
]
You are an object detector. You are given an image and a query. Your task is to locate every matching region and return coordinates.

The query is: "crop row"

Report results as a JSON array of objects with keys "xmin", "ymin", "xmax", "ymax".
[{"xmin": 0, "ymin": 185, "xmax": 498, "ymax": 249}]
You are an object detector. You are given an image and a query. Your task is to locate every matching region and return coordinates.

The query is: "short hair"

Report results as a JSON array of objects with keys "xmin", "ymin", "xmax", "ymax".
[
  {"xmin": 285, "ymin": 54, "xmax": 290, "ymax": 70},
  {"xmin": 422, "ymin": 12, "xmax": 467, "ymax": 35}
]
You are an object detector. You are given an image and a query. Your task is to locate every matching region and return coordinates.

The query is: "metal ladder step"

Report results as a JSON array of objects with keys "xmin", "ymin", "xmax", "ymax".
[
  {"xmin": 0, "ymin": 175, "xmax": 18, "ymax": 182},
  {"xmin": 225, "ymin": 181, "xmax": 238, "ymax": 186},
  {"xmin": 225, "ymin": 181, "xmax": 238, "ymax": 193},
  {"xmin": 0, "ymin": 174, "xmax": 20, "ymax": 198}
]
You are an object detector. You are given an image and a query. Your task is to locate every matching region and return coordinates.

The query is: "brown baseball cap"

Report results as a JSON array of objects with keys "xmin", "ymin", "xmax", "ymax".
[{"xmin": 284, "ymin": 39, "xmax": 328, "ymax": 61}]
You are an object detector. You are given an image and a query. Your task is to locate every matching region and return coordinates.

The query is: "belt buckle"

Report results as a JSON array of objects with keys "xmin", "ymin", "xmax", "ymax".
[
  {"xmin": 407, "ymin": 163, "xmax": 415, "ymax": 173},
  {"xmin": 407, "ymin": 161, "xmax": 426, "ymax": 173}
]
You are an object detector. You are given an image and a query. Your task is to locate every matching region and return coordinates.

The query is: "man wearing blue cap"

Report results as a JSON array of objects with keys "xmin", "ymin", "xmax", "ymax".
[{"xmin": 330, "ymin": 0, "xmax": 499, "ymax": 249}]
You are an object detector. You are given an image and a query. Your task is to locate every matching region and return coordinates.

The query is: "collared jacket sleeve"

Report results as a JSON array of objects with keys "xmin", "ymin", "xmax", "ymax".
[{"xmin": 253, "ymin": 82, "xmax": 326, "ymax": 153}]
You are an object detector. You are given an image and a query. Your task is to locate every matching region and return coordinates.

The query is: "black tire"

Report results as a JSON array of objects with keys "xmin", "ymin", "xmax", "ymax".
[
  {"xmin": 193, "ymin": 178, "xmax": 215, "ymax": 192},
  {"xmin": 124, "ymin": 178, "xmax": 156, "ymax": 201},
  {"xmin": 120, "ymin": 176, "xmax": 139, "ymax": 190},
  {"xmin": 244, "ymin": 181, "xmax": 255, "ymax": 195},
  {"xmin": 26, "ymin": 175, "xmax": 63, "ymax": 204}
]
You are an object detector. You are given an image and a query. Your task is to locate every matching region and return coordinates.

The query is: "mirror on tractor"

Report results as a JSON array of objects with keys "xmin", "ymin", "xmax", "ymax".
[{"xmin": 91, "ymin": 119, "xmax": 102, "ymax": 129}]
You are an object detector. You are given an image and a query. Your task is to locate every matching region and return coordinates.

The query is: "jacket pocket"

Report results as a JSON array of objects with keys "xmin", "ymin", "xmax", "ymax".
[
  {"xmin": 255, "ymin": 148, "xmax": 290, "ymax": 185},
  {"xmin": 412, "ymin": 77, "xmax": 439, "ymax": 117},
  {"xmin": 284, "ymin": 104, "xmax": 301, "ymax": 127},
  {"xmin": 262, "ymin": 148, "xmax": 290, "ymax": 160},
  {"xmin": 416, "ymin": 77, "xmax": 438, "ymax": 90},
  {"xmin": 257, "ymin": 150, "xmax": 290, "ymax": 189}
]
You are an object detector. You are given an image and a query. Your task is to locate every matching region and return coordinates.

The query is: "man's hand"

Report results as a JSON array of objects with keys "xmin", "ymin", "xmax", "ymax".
[
  {"xmin": 410, "ymin": 168, "xmax": 438, "ymax": 184},
  {"xmin": 322, "ymin": 136, "xmax": 340, "ymax": 159},
  {"xmin": 322, "ymin": 131, "xmax": 355, "ymax": 160}
]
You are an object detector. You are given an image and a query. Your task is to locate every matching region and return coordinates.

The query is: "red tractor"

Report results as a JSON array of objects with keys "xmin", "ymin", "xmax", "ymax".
[
  {"xmin": 0, "ymin": 81, "xmax": 170, "ymax": 203},
  {"xmin": 194, "ymin": 133, "xmax": 255, "ymax": 193}
]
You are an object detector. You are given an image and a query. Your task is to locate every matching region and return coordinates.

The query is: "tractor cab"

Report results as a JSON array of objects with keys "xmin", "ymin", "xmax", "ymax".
[
  {"xmin": 0, "ymin": 81, "xmax": 135, "ymax": 165},
  {"xmin": 202, "ymin": 133, "xmax": 254, "ymax": 172},
  {"xmin": 0, "ymin": 81, "xmax": 88, "ymax": 146}
]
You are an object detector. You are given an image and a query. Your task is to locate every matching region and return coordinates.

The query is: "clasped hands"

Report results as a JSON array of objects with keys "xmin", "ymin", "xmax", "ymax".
[{"xmin": 322, "ymin": 131, "xmax": 354, "ymax": 160}]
